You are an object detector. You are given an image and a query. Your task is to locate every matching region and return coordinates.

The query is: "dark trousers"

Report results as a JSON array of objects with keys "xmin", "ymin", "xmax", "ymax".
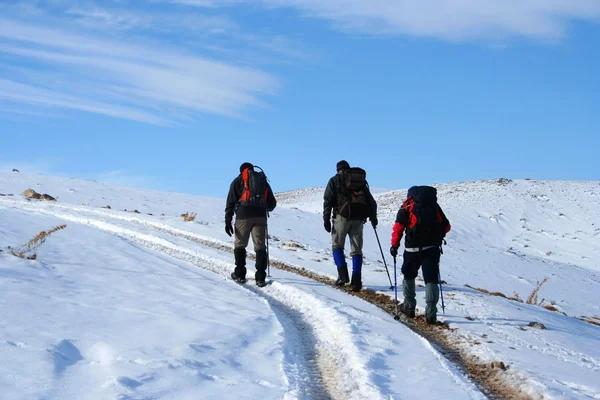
[
  {"xmin": 233, "ymin": 217, "xmax": 268, "ymax": 281},
  {"xmin": 401, "ymin": 247, "xmax": 440, "ymax": 284}
]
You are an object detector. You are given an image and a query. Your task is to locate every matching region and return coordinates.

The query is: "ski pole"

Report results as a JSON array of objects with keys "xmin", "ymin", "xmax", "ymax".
[
  {"xmin": 393, "ymin": 256, "xmax": 399, "ymax": 320},
  {"xmin": 439, "ymin": 271, "xmax": 445, "ymax": 314},
  {"xmin": 373, "ymin": 227, "xmax": 394, "ymax": 290},
  {"xmin": 266, "ymin": 224, "xmax": 271, "ymax": 278},
  {"xmin": 439, "ymin": 243, "xmax": 445, "ymax": 314}
]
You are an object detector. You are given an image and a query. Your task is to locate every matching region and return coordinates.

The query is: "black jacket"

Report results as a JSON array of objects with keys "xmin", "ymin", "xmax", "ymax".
[
  {"xmin": 323, "ymin": 172, "xmax": 377, "ymax": 222},
  {"xmin": 225, "ymin": 174, "xmax": 276, "ymax": 222}
]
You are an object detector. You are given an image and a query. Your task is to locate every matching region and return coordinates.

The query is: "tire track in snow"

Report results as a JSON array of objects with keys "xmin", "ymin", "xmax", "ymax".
[
  {"xmin": 69, "ymin": 206, "xmax": 523, "ymax": 399},
  {"xmin": 3, "ymin": 200, "xmax": 530, "ymax": 399},
  {"xmin": 1, "ymin": 202, "xmax": 384, "ymax": 400}
]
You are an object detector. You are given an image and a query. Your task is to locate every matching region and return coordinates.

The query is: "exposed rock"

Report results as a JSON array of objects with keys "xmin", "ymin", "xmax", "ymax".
[
  {"xmin": 527, "ymin": 322, "xmax": 547, "ymax": 330},
  {"xmin": 23, "ymin": 189, "xmax": 56, "ymax": 201},
  {"xmin": 12, "ymin": 168, "xmax": 19, "ymax": 173},
  {"xmin": 23, "ymin": 189, "xmax": 42, "ymax": 199},
  {"xmin": 102, "ymin": 205, "xmax": 112, "ymax": 209},
  {"xmin": 490, "ymin": 361, "xmax": 507, "ymax": 370}
]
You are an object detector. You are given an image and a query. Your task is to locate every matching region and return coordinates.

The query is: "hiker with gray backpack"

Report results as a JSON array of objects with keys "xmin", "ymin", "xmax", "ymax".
[
  {"xmin": 323, "ymin": 160, "xmax": 378, "ymax": 292},
  {"xmin": 225, "ymin": 162, "xmax": 277, "ymax": 287},
  {"xmin": 390, "ymin": 186, "xmax": 451, "ymax": 324}
]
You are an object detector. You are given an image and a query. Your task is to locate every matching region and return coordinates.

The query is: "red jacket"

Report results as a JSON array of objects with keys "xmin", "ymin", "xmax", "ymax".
[{"xmin": 391, "ymin": 198, "xmax": 451, "ymax": 248}]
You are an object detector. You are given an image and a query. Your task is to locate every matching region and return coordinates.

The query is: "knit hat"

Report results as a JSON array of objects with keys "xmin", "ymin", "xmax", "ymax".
[
  {"xmin": 336, "ymin": 160, "xmax": 350, "ymax": 172},
  {"xmin": 240, "ymin": 162, "xmax": 253, "ymax": 173}
]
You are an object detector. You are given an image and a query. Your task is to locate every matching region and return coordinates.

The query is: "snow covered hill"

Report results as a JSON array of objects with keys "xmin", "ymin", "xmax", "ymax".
[{"xmin": 1, "ymin": 172, "xmax": 599, "ymax": 400}]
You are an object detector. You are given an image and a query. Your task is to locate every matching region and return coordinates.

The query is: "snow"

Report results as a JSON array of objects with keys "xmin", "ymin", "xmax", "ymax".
[{"xmin": 1, "ymin": 172, "xmax": 599, "ymax": 399}]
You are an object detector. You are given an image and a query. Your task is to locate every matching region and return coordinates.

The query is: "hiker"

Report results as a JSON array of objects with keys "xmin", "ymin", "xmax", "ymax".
[
  {"xmin": 225, "ymin": 162, "xmax": 277, "ymax": 287},
  {"xmin": 390, "ymin": 186, "xmax": 451, "ymax": 324},
  {"xmin": 323, "ymin": 160, "xmax": 378, "ymax": 292}
]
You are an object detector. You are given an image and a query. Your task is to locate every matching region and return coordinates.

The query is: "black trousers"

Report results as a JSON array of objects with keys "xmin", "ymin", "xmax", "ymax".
[{"xmin": 401, "ymin": 247, "xmax": 441, "ymax": 284}]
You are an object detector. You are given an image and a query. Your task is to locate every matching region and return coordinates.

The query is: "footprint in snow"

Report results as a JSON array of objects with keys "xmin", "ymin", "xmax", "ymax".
[
  {"xmin": 6, "ymin": 341, "xmax": 27, "ymax": 348},
  {"xmin": 50, "ymin": 339, "xmax": 84, "ymax": 376},
  {"xmin": 118, "ymin": 377, "xmax": 144, "ymax": 390}
]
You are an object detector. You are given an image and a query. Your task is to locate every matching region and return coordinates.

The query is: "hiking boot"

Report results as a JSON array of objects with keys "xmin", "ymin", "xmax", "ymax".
[
  {"xmin": 231, "ymin": 271, "xmax": 246, "ymax": 284},
  {"xmin": 256, "ymin": 280, "xmax": 267, "ymax": 288},
  {"xmin": 350, "ymin": 272, "xmax": 362, "ymax": 292},
  {"xmin": 399, "ymin": 303, "xmax": 415, "ymax": 318},
  {"xmin": 335, "ymin": 266, "xmax": 350, "ymax": 286},
  {"xmin": 426, "ymin": 316, "xmax": 437, "ymax": 325},
  {"xmin": 425, "ymin": 283, "xmax": 440, "ymax": 324}
]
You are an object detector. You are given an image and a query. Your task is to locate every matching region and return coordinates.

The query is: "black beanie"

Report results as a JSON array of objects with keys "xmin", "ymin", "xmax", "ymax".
[
  {"xmin": 336, "ymin": 160, "xmax": 350, "ymax": 172},
  {"xmin": 240, "ymin": 162, "xmax": 253, "ymax": 173}
]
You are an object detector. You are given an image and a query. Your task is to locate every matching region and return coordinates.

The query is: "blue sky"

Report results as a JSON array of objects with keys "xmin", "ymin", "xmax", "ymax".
[{"xmin": 1, "ymin": 0, "xmax": 599, "ymax": 197}]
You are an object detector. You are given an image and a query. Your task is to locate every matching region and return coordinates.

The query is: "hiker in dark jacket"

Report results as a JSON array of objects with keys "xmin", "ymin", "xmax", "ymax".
[
  {"xmin": 323, "ymin": 160, "xmax": 378, "ymax": 292},
  {"xmin": 225, "ymin": 162, "xmax": 276, "ymax": 287},
  {"xmin": 390, "ymin": 186, "xmax": 451, "ymax": 324}
]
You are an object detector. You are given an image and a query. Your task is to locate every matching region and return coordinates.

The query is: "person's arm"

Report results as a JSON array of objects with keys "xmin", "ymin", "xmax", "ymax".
[
  {"xmin": 225, "ymin": 177, "xmax": 240, "ymax": 223},
  {"xmin": 323, "ymin": 177, "xmax": 336, "ymax": 222},
  {"xmin": 439, "ymin": 206, "xmax": 451, "ymax": 236},
  {"xmin": 365, "ymin": 184, "xmax": 378, "ymax": 227},
  {"xmin": 266, "ymin": 183, "xmax": 277, "ymax": 212},
  {"xmin": 391, "ymin": 205, "xmax": 409, "ymax": 247}
]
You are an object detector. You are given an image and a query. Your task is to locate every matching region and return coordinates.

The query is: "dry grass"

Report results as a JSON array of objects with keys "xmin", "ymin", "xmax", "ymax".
[
  {"xmin": 464, "ymin": 284, "xmax": 509, "ymax": 299},
  {"xmin": 180, "ymin": 212, "xmax": 197, "ymax": 222},
  {"xmin": 578, "ymin": 316, "xmax": 600, "ymax": 327},
  {"xmin": 543, "ymin": 304, "xmax": 563, "ymax": 314},
  {"xmin": 509, "ymin": 292, "xmax": 524, "ymax": 303},
  {"xmin": 11, "ymin": 224, "xmax": 67, "ymax": 260},
  {"xmin": 527, "ymin": 277, "xmax": 548, "ymax": 305},
  {"xmin": 282, "ymin": 241, "xmax": 305, "ymax": 249}
]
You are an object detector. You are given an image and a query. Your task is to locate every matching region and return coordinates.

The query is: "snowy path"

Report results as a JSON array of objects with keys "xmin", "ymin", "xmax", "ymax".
[{"xmin": 1, "ymin": 199, "xmax": 486, "ymax": 400}]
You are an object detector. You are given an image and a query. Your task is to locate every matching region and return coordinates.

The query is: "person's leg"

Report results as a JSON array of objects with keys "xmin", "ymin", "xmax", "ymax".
[
  {"xmin": 400, "ymin": 251, "xmax": 421, "ymax": 317},
  {"xmin": 348, "ymin": 220, "xmax": 364, "ymax": 291},
  {"xmin": 251, "ymin": 217, "xmax": 268, "ymax": 284},
  {"xmin": 421, "ymin": 247, "xmax": 441, "ymax": 323},
  {"xmin": 233, "ymin": 219, "xmax": 252, "ymax": 281},
  {"xmin": 332, "ymin": 215, "xmax": 351, "ymax": 285}
]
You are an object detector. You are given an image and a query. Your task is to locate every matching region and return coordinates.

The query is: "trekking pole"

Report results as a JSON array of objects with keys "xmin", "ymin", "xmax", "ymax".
[
  {"xmin": 393, "ymin": 256, "xmax": 399, "ymax": 320},
  {"xmin": 439, "ymin": 242, "xmax": 446, "ymax": 313},
  {"xmin": 372, "ymin": 227, "xmax": 394, "ymax": 290},
  {"xmin": 266, "ymin": 223, "xmax": 271, "ymax": 278},
  {"xmin": 439, "ymin": 271, "xmax": 445, "ymax": 314}
]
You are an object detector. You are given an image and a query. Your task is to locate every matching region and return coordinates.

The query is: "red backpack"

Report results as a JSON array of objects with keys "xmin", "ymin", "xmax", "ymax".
[{"xmin": 240, "ymin": 166, "xmax": 269, "ymax": 208}]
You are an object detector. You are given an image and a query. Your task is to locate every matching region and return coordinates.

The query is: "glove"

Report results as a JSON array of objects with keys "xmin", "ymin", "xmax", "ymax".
[
  {"xmin": 324, "ymin": 219, "xmax": 332, "ymax": 233},
  {"xmin": 225, "ymin": 220, "xmax": 234, "ymax": 237},
  {"xmin": 371, "ymin": 216, "xmax": 378, "ymax": 228},
  {"xmin": 390, "ymin": 246, "xmax": 398, "ymax": 258}
]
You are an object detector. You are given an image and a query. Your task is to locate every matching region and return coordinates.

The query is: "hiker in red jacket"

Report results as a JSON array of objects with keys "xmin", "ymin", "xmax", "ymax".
[{"xmin": 390, "ymin": 186, "xmax": 451, "ymax": 324}]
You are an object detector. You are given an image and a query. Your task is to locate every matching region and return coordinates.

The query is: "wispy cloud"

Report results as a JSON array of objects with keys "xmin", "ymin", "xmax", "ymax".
[
  {"xmin": 171, "ymin": 0, "xmax": 600, "ymax": 41},
  {"xmin": 0, "ymin": 2, "xmax": 283, "ymax": 125},
  {"xmin": 0, "ymin": 105, "xmax": 64, "ymax": 119}
]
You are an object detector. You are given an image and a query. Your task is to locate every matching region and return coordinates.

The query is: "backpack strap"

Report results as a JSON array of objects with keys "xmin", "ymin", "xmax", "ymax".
[{"xmin": 240, "ymin": 168, "xmax": 251, "ymax": 202}]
